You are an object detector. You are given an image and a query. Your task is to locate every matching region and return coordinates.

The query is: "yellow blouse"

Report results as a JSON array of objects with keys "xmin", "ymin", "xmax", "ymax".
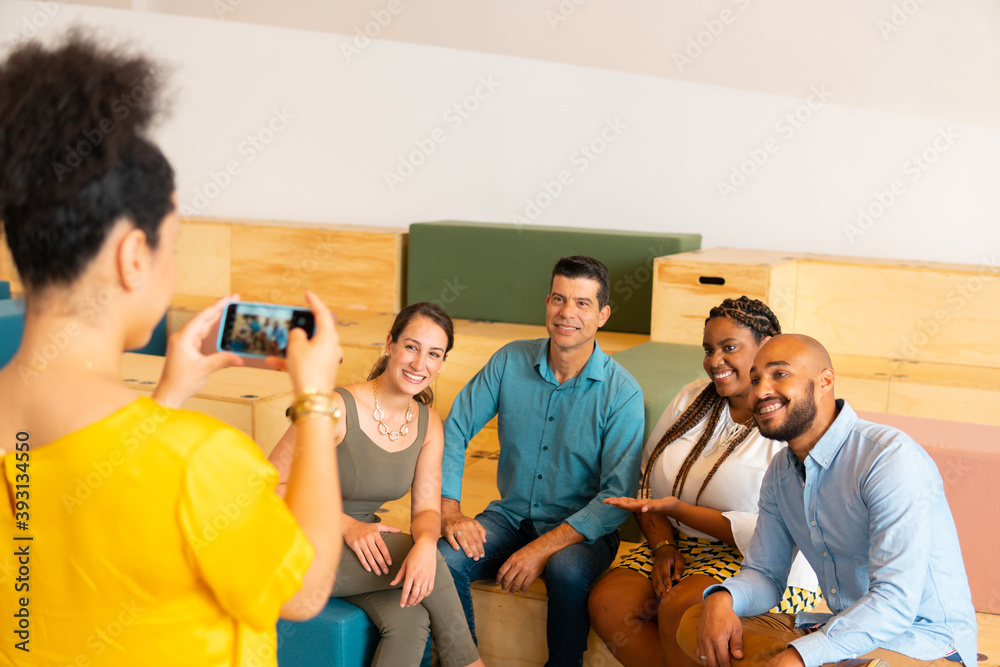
[{"xmin": 0, "ymin": 398, "xmax": 313, "ymax": 666}]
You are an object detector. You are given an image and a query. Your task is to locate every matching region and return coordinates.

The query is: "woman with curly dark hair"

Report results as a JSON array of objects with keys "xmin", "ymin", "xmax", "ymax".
[
  {"xmin": 588, "ymin": 297, "xmax": 821, "ymax": 667},
  {"xmin": 0, "ymin": 32, "xmax": 344, "ymax": 664}
]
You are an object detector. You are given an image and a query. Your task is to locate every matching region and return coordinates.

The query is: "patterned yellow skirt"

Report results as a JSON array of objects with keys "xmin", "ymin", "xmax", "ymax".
[{"xmin": 617, "ymin": 533, "xmax": 822, "ymax": 614}]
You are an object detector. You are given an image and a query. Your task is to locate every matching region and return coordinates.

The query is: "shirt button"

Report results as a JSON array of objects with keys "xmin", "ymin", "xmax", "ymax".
[
  {"xmin": 824, "ymin": 552, "xmax": 829, "ymax": 557},
  {"xmin": 534, "ymin": 503, "xmax": 539, "ymax": 508},
  {"xmin": 543, "ymin": 446, "xmax": 549, "ymax": 451},
  {"xmin": 810, "ymin": 521, "xmax": 816, "ymax": 526},
  {"xmin": 548, "ymin": 416, "xmax": 554, "ymax": 421},
  {"xmin": 537, "ymin": 474, "xmax": 543, "ymax": 479},
  {"xmin": 830, "ymin": 587, "xmax": 837, "ymax": 594}
]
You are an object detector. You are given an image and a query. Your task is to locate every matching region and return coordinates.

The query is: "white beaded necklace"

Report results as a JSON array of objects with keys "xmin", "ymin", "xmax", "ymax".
[{"xmin": 372, "ymin": 378, "xmax": 412, "ymax": 441}]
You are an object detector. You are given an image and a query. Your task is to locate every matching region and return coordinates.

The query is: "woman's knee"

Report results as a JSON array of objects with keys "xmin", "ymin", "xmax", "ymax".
[
  {"xmin": 377, "ymin": 604, "xmax": 431, "ymax": 643},
  {"xmin": 658, "ymin": 577, "xmax": 715, "ymax": 629},
  {"xmin": 588, "ymin": 569, "xmax": 658, "ymax": 629}
]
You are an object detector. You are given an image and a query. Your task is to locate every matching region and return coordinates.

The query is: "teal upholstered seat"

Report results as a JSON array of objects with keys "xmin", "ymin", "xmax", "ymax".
[
  {"xmin": 0, "ymin": 298, "xmax": 25, "ymax": 369},
  {"xmin": 277, "ymin": 597, "xmax": 431, "ymax": 667},
  {"xmin": 277, "ymin": 598, "xmax": 379, "ymax": 667}
]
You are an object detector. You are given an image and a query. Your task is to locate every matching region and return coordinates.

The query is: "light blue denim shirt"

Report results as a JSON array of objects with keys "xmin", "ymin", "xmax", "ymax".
[
  {"xmin": 442, "ymin": 338, "xmax": 644, "ymax": 542},
  {"xmin": 707, "ymin": 400, "xmax": 977, "ymax": 667}
]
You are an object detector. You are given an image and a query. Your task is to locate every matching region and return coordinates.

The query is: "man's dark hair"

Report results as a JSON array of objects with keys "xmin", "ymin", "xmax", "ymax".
[
  {"xmin": 0, "ymin": 30, "xmax": 174, "ymax": 290},
  {"xmin": 550, "ymin": 255, "xmax": 610, "ymax": 309}
]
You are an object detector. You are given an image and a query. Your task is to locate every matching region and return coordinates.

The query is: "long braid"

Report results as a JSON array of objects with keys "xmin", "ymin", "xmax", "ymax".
[{"xmin": 640, "ymin": 296, "xmax": 781, "ymax": 504}]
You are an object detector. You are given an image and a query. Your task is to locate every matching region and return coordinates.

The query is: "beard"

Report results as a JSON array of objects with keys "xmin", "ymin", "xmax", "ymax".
[{"xmin": 757, "ymin": 380, "xmax": 818, "ymax": 442}]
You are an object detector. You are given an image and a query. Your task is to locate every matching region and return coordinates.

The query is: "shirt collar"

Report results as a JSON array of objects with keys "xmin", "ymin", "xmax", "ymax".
[
  {"xmin": 807, "ymin": 398, "xmax": 855, "ymax": 469},
  {"xmin": 534, "ymin": 338, "xmax": 608, "ymax": 385}
]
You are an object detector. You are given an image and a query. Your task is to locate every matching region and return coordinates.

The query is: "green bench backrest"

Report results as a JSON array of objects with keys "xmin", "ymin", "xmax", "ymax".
[{"xmin": 407, "ymin": 221, "xmax": 701, "ymax": 334}]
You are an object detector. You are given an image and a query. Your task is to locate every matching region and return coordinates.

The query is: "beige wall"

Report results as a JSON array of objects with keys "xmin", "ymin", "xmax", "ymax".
[
  {"xmin": 4, "ymin": 1, "xmax": 998, "ymax": 266},
  {"xmin": 64, "ymin": 0, "xmax": 1000, "ymax": 129}
]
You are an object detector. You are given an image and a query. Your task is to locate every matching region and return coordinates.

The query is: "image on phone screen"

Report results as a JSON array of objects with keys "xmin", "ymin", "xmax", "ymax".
[{"xmin": 218, "ymin": 302, "xmax": 314, "ymax": 358}]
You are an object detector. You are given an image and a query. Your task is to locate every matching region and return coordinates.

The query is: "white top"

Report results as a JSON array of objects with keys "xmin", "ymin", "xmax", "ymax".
[{"xmin": 642, "ymin": 378, "xmax": 818, "ymax": 592}]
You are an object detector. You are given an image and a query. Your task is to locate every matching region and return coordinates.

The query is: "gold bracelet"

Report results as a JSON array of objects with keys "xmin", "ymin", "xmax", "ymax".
[
  {"xmin": 650, "ymin": 538, "xmax": 676, "ymax": 556},
  {"xmin": 287, "ymin": 389, "xmax": 341, "ymax": 423}
]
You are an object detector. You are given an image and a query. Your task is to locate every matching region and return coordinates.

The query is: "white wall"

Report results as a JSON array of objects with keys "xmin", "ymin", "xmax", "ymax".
[{"xmin": 2, "ymin": 1, "xmax": 998, "ymax": 265}]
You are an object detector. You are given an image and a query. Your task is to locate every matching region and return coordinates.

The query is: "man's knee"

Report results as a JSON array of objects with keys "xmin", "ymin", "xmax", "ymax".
[
  {"xmin": 544, "ymin": 548, "xmax": 595, "ymax": 594},
  {"xmin": 676, "ymin": 603, "xmax": 705, "ymax": 660}
]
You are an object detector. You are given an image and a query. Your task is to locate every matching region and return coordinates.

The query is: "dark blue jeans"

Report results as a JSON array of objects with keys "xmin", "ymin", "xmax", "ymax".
[{"xmin": 437, "ymin": 510, "xmax": 619, "ymax": 667}]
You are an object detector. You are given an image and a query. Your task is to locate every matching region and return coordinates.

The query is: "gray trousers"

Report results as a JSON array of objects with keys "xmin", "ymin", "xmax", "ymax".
[{"xmin": 332, "ymin": 532, "xmax": 479, "ymax": 667}]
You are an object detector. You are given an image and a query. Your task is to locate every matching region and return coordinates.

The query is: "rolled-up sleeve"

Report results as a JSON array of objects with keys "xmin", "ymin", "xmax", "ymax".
[
  {"xmin": 442, "ymin": 348, "xmax": 505, "ymax": 502},
  {"xmin": 564, "ymin": 385, "xmax": 644, "ymax": 541}
]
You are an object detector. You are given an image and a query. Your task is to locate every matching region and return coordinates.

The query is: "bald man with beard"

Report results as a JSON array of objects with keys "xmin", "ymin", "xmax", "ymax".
[{"xmin": 677, "ymin": 335, "xmax": 977, "ymax": 667}]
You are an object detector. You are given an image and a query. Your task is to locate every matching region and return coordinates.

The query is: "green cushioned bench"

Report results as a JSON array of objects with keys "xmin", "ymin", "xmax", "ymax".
[
  {"xmin": 611, "ymin": 341, "xmax": 707, "ymax": 442},
  {"xmin": 407, "ymin": 222, "xmax": 701, "ymax": 334},
  {"xmin": 611, "ymin": 341, "xmax": 707, "ymax": 542}
]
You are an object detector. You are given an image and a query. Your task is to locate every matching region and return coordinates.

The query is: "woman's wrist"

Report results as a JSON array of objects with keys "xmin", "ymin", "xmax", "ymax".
[{"xmin": 651, "ymin": 537, "xmax": 678, "ymax": 557}]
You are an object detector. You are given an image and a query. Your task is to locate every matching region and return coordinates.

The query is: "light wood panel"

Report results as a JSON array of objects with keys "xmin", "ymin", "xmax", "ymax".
[
  {"xmin": 651, "ymin": 248, "xmax": 798, "ymax": 345},
  {"xmin": 832, "ymin": 354, "xmax": 895, "ymax": 413},
  {"xmin": 888, "ymin": 361, "xmax": 1000, "ymax": 426},
  {"xmin": 794, "ymin": 257, "xmax": 1000, "ymax": 367},
  {"xmin": 228, "ymin": 219, "xmax": 406, "ymax": 316},
  {"xmin": 651, "ymin": 248, "xmax": 1000, "ymax": 425},
  {"xmin": 176, "ymin": 220, "xmax": 231, "ymax": 297},
  {"xmin": 173, "ymin": 217, "xmax": 407, "ymax": 320}
]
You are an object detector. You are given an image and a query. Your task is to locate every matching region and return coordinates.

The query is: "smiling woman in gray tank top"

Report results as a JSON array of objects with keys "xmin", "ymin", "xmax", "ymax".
[{"xmin": 270, "ymin": 302, "xmax": 483, "ymax": 667}]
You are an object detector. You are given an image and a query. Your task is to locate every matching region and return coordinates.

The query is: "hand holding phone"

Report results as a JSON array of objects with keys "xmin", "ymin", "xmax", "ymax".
[
  {"xmin": 217, "ymin": 301, "xmax": 316, "ymax": 358},
  {"xmin": 154, "ymin": 294, "xmax": 247, "ymax": 409}
]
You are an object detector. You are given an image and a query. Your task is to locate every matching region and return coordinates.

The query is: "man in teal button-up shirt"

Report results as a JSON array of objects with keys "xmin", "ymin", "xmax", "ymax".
[{"xmin": 438, "ymin": 256, "xmax": 644, "ymax": 667}]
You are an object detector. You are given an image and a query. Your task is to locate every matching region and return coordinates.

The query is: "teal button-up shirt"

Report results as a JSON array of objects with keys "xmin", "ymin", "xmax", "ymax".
[{"xmin": 442, "ymin": 338, "xmax": 644, "ymax": 542}]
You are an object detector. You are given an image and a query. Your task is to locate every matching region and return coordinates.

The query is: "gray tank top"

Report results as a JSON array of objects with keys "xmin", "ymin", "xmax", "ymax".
[{"xmin": 335, "ymin": 386, "xmax": 428, "ymax": 523}]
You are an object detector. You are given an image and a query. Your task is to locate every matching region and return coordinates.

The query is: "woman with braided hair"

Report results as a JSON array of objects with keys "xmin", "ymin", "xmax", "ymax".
[{"xmin": 588, "ymin": 297, "xmax": 820, "ymax": 667}]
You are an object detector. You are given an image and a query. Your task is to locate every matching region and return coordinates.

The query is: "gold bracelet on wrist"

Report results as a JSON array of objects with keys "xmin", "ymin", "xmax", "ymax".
[
  {"xmin": 286, "ymin": 389, "xmax": 341, "ymax": 423},
  {"xmin": 650, "ymin": 538, "xmax": 676, "ymax": 556}
]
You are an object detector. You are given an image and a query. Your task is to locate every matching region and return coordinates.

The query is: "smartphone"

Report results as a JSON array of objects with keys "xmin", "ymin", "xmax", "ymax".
[{"xmin": 217, "ymin": 301, "xmax": 315, "ymax": 358}]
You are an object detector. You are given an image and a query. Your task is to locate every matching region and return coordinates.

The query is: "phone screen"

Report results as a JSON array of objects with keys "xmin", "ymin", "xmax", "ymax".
[{"xmin": 218, "ymin": 302, "xmax": 315, "ymax": 358}]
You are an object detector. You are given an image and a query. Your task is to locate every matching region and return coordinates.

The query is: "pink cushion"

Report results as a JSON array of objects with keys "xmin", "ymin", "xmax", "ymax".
[{"xmin": 858, "ymin": 410, "xmax": 998, "ymax": 614}]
